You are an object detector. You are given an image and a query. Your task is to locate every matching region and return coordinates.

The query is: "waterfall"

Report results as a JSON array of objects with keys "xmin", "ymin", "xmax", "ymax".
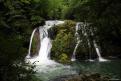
[
  {"xmin": 26, "ymin": 20, "xmax": 108, "ymax": 65},
  {"xmin": 26, "ymin": 20, "xmax": 64, "ymax": 65},
  {"xmin": 78, "ymin": 22, "xmax": 94, "ymax": 61},
  {"xmin": 93, "ymin": 40, "xmax": 108, "ymax": 62},
  {"xmin": 73, "ymin": 22, "xmax": 108, "ymax": 62},
  {"xmin": 84, "ymin": 23, "xmax": 94, "ymax": 61},
  {"xmin": 71, "ymin": 23, "xmax": 81, "ymax": 61},
  {"xmin": 25, "ymin": 21, "xmax": 77, "ymax": 81},
  {"xmin": 87, "ymin": 39, "xmax": 94, "ymax": 61},
  {"xmin": 90, "ymin": 27, "xmax": 108, "ymax": 62},
  {"xmin": 33, "ymin": 27, "xmax": 53, "ymax": 64},
  {"xmin": 26, "ymin": 28, "xmax": 37, "ymax": 58}
]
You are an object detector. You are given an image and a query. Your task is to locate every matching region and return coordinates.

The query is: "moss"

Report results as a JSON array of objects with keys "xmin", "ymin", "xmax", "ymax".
[
  {"xmin": 59, "ymin": 53, "xmax": 70, "ymax": 63},
  {"xmin": 51, "ymin": 20, "xmax": 76, "ymax": 63}
]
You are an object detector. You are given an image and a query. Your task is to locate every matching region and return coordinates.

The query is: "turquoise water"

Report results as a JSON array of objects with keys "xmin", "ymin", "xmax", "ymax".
[
  {"xmin": 72, "ymin": 59, "xmax": 121, "ymax": 79},
  {"xmin": 33, "ymin": 63, "xmax": 77, "ymax": 81},
  {"xmin": 33, "ymin": 59, "xmax": 121, "ymax": 81}
]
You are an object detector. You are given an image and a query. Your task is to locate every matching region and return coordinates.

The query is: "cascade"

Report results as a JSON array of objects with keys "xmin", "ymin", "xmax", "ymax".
[
  {"xmin": 93, "ymin": 40, "xmax": 108, "ymax": 62},
  {"xmin": 26, "ymin": 20, "xmax": 64, "ymax": 65},
  {"xmin": 74, "ymin": 22, "xmax": 108, "ymax": 62},
  {"xmin": 83, "ymin": 23, "xmax": 94, "ymax": 61},
  {"xmin": 26, "ymin": 28, "xmax": 37, "ymax": 58},
  {"xmin": 25, "ymin": 21, "xmax": 77, "ymax": 81},
  {"xmin": 26, "ymin": 20, "xmax": 108, "ymax": 65},
  {"xmin": 24, "ymin": 20, "xmax": 112, "ymax": 81},
  {"xmin": 79, "ymin": 22, "xmax": 94, "ymax": 61},
  {"xmin": 87, "ymin": 39, "xmax": 94, "ymax": 61},
  {"xmin": 90, "ymin": 27, "xmax": 108, "ymax": 62},
  {"xmin": 71, "ymin": 23, "xmax": 81, "ymax": 61}
]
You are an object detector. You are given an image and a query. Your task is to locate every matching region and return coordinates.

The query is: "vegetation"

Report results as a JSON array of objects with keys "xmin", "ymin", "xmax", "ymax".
[
  {"xmin": 65, "ymin": 0, "xmax": 121, "ymax": 57},
  {"xmin": 51, "ymin": 20, "xmax": 76, "ymax": 63},
  {"xmin": 0, "ymin": 0, "xmax": 121, "ymax": 81}
]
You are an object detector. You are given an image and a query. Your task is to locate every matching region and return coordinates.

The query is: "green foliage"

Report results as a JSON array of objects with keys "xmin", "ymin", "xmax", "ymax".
[
  {"xmin": 51, "ymin": 20, "xmax": 76, "ymax": 62},
  {"xmin": 31, "ymin": 16, "xmax": 43, "ymax": 26},
  {"xmin": 20, "ymin": 0, "xmax": 31, "ymax": 4},
  {"xmin": 59, "ymin": 53, "xmax": 70, "ymax": 63},
  {"xmin": 0, "ymin": 64, "xmax": 36, "ymax": 81},
  {"xmin": 0, "ymin": 0, "xmax": 73, "ymax": 80},
  {"xmin": 47, "ymin": 0, "xmax": 71, "ymax": 19},
  {"xmin": 65, "ymin": 0, "xmax": 121, "ymax": 56},
  {"xmin": 1, "ymin": 0, "xmax": 121, "ymax": 80},
  {"xmin": 0, "ymin": 0, "xmax": 45, "ymax": 81}
]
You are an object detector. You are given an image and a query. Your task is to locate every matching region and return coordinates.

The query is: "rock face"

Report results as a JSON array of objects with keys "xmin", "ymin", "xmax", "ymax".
[
  {"xmin": 50, "ymin": 73, "xmax": 110, "ymax": 81},
  {"xmin": 30, "ymin": 28, "xmax": 40, "ymax": 57}
]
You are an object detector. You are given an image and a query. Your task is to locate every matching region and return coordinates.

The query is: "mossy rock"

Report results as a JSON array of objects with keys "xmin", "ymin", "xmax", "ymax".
[
  {"xmin": 51, "ymin": 20, "xmax": 76, "ymax": 63},
  {"xmin": 59, "ymin": 53, "xmax": 70, "ymax": 63}
]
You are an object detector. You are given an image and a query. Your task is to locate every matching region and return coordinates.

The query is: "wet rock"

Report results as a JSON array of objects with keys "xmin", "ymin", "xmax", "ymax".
[
  {"xmin": 30, "ymin": 28, "xmax": 40, "ymax": 57},
  {"xmin": 50, "ymin": 73, "xmax": 111, "ymax": 81}
]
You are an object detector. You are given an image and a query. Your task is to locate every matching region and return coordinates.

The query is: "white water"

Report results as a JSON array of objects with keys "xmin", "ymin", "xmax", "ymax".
[
  {"xmin": 26, "ymin": 20, "xmax": 64, "ymax": 65},
  {"xmin": 71, "ymin": 23, "xmax": 81, "ymax": 61},
  {"xmin": 75, "ymin": 22, "xmax": 108, "ymax": 62},
  {"xmin": 80, "ymin": 22, "xmax": 94, "ymax": 61},
  {"xmin": 44, "ymin": 20, "xmax": 64, "ymax": 29},
  {"xmin": 90, "ymin": 27, "xmax": 108, "ymax": 62},
  {"xmin": 87, "ymin": 39, "xmax": 95, "ymax": 62},
  {"xmin": 93, "ymin": 40, "xmax": 108, "ymax": 62},
  {"xmin": 26, "ymin": 28, "xmax": 36, "ymax": 58},
  {"xmin": 27, "ymin": 36, "xmax": 55, "ymax": 65},
  {"xmin": 24, "ymin": 20, "xmax": 111, "ymax": 81},
  {"xmin": 26, "ymin": 21, "xmax": 107, "ymax": 63},
  {"xmin": 25, "ymin": 20, "xmax": 77, "ymax": 81}
]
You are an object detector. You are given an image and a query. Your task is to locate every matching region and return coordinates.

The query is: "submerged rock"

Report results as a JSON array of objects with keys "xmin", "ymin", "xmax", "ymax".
[{"xmin": 50, "ymin": 73, "xmax": 110, "ymax": 81}]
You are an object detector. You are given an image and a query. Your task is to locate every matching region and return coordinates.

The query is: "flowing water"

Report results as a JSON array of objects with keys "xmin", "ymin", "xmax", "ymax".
[
  {"xmin": 26, "ymin": 28, "xmax": 37, "ymax": 58},
  {"xmin": 25, "ymin": 20, "xmax": 77, "ymax": 81},
  {"xmin": 93, "ymin": 40, "xmax": 108, "ymax": 62},
  {"xmin": 71, "ymin": 23, "xmax": 81, "ymax": 61},
  {"xmin": 30, "ymin": 60, "xmax": 121, "ymax": 81},
  {"xmin": 74, "ymin": 22, "xmax": 108, "ymax": 62},
  {"xmin": 72, "ymin": 59, "xmax": 121, "ymax": 80},
  {"xmin": 26, "ymin": 20, "xmax": 64, "ymax": 65},
  {"xmin": 25, "ymin": 20, "xmax": 121, "ymax": 81}
]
